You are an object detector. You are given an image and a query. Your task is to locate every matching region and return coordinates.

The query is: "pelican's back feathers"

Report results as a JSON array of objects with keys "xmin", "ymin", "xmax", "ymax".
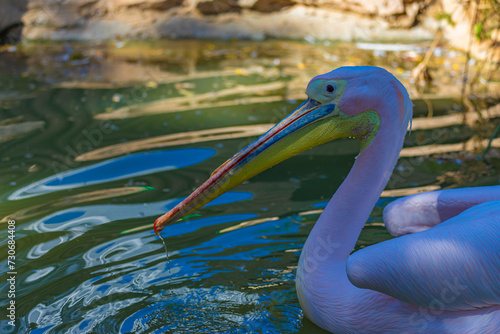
[{"xmin": 347, "ymin": 200, "xmax": 500, "ymax": 311}]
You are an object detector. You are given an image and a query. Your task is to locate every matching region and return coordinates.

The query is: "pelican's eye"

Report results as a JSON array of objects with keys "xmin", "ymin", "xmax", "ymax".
[{"xmin": 326, "ymin": 84, "xmax": 335, "ymax": 93}]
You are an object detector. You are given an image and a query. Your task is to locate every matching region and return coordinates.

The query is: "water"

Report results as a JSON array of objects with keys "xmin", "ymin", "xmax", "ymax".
[{"xmin": 0, "ymin": 40, "xmax": 499, "ymax": 334}]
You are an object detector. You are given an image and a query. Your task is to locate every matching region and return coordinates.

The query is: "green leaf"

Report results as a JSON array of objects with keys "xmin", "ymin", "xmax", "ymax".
[
  {"xmin": 474, "ymin": 24, "xmax": 483, "ymax": 40},
  {"xmin": 436, "ymin": 12, "xmax": 455, "ymax": 27}
]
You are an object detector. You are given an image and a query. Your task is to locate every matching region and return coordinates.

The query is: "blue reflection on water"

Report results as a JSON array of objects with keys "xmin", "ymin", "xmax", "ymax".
[
  {"xmin": 313, "ymin": 197, "xmax": 390, "ymax": 209},
  {"xmin": 44, "ymin": 211, "xmax": 86, "ymax": 225},
  {"xmin": 15, "ymin": 212, "xmax": 304, "ymax": 334},
  {"xmin": 117, "ymin": 216, "xmax": 303, "ymax": 333},
  {"xmin": 20, "ymin": 191, "xmax": 254, "ymax": 266},
  {"xmin": 119, "ymin": 287, "xmax": 295, "ymax": 334},
  {"xmin": 28, "ymin": 191, "xmax": 253, "ymax": 234},
  {"xmin": 312, "ymin": 201, "xmax": 328, "ymax": 208},
  {"xmin": 8, "ymin": 148, "xmax": 217, "ymax": 200},
  {"xmin": 163, "ymin": 191, "xmax": 253, "ymax": 211}
]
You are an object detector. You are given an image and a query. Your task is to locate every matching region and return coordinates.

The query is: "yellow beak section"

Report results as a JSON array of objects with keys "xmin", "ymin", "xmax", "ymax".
[{"xmin": 154, "ymin": 100, "xmax": 380, "ymax": 234}]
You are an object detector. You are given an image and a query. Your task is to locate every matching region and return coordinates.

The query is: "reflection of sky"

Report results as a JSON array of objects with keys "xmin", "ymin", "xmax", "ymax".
[
  {"xmin": 6, "ymin": 135, "xmax": 310, "ymax": 332},
  {"xmin": 17, "ymin": 213, "xmax": 303, "ymax": 334},
  {"xmin": 7, "ymin": 181, "xmax": 303, "ymax": 334},
  {"xmin": 313, "ymin": 197, "xmax": 391, "ymax": 209},
  {"xmin": 179, "ymin": 215, "xmax": 300, "ymax": 260},
  {"xmin": 8, "ymin": 148, "xmax": 216, "ymax": 200},
  {"xmin": 23, "ymin": 191, "xmax": 253, "ymax": 260},
  {"xmin": 83, "ymin": 213, "xmax": 259, "ymax": 268},
  {"xmin": 28, "ymin": 191, "xmax": 253, "ymax": 232}
]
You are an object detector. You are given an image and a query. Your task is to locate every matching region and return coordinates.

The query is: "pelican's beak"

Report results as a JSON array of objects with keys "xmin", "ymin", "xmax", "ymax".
[{"xmin": 154, "ymin": 99, "xmax": 379, "ymax": 234}]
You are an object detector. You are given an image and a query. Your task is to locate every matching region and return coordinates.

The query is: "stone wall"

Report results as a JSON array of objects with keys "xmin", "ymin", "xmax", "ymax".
[
  {"xmin": 0, "ymin": 0, "xmax": 498, "ymax": 60},
  {"xmin": 1, "ymin": 0, "xmax": 434, "ymax": 41},
  {"xmin": 0, "ymin": 0, "xmax": 27, "ymax": 44}
]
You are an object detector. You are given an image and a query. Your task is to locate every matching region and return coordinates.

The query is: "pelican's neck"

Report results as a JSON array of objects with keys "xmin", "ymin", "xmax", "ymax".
[{"xmin": 306, "ymin": 127, "xmax": 402, "ymax": 261}]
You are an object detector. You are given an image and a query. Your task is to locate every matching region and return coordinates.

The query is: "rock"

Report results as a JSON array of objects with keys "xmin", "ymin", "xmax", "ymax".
[
  {"xmin": 23, "ymin": 0, "xmax": 106, "ymax": 30},
  {"xmin": 0, "ymin": 0, "xmax": 27, "ymax": 44},
  {"xmin": 159, "ymin": 4, "xmax": 437, "ymax": 41},
  {"xmin": 307, "ymin": 0, "xmax": 406, "ymax": 17},
  {"xmin": 119, "ymin": 0, "xmax": 184, "ymax": 10},
  {"xmin": 15, "ymin": 0, "xmax": 431, "ymax": 41},
  {"xmin": 251, "ymin": 0, "xmax": 295, "ymax": 13},
  {"xmin": 0, "ymin": 0, "xmax": 495, "ymax": 60},
  {"xmin": 197, "ymin": 0, "xmax": 241, "ymax": 15}
]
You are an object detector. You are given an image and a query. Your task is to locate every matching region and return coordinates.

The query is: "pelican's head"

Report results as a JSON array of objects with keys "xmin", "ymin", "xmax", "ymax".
[{"xmin": 154, "ymin": 66, "xmax": 410, "ymax": 233}]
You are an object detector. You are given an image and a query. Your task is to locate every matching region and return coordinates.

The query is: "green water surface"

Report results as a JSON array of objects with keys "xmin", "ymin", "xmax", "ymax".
[{"xmin": 0, "ymin": 40, "xmax": 499, "ymax": 334}]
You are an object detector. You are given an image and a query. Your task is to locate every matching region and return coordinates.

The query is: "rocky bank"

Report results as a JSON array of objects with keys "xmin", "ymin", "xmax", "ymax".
[{"xmin": 0, "ymin": 0, "xmax": 498, "ymax": 59}]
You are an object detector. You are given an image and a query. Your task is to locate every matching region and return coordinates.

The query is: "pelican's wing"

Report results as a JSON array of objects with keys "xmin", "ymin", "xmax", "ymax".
[
  {"xmin": 383, "ymin": 185, "xmax": 500, "ymax": 237},
  {"xmin": 347, "ymin": 200, "xmax": 500, "ymax": 311}
]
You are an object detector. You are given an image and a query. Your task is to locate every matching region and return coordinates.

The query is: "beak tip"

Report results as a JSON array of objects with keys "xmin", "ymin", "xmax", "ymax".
[
  {"xmin": 154, "ymin": 216, "xmax": 164, "ymax": 235},
  {"xmin": 154, "ymin": 206, "xmax": 182, "ymax": 235}
]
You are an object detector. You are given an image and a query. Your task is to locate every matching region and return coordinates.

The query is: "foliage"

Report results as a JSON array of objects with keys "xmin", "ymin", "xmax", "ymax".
[
  {"xmin": 435, "ymin": 12, "xmax": 455, "ymax": 27},
  {"xmin": 471, "ymin": 0, "xmax": 499, "ymax": 42}
]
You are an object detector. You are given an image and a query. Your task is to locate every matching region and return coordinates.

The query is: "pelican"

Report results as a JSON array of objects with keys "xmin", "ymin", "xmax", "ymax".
[{"xmin": 154, "ymin": 66, "xmax": 500, "ymax": 333}]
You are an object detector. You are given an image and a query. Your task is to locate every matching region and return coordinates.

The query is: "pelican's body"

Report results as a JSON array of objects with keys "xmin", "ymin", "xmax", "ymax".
[{"xmin": 155, "ymin": 67, "xmax": 500, "ymax": 333}]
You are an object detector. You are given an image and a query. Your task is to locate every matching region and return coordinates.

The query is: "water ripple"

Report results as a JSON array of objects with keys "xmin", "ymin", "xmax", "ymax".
[{"xmin": 8, "ymin": 148, "xmax": 216, "ymax": 200}]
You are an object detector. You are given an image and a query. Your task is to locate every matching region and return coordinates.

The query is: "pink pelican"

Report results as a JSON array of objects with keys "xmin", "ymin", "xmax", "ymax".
[{"xmin": 154, "ymin": 66, "xmax": 500, "ymax": 333}]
